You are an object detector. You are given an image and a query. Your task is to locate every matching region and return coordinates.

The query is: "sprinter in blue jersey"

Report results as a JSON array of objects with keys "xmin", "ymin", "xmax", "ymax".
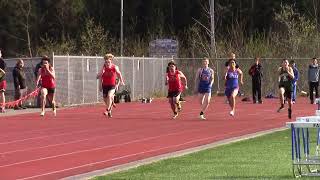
[
  {"xmin": 225, "ymin": 59, "xmax": 243, "ymax": 116},
  {"xmin": 194, "ymin": 58, "xmax": 214, "ymax": 120}
]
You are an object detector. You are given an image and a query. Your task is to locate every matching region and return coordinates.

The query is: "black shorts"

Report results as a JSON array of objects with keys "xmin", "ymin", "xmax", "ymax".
[
  {"xmin": 279, "ymin": 85, "xmax": 292, "ymax": 99},
  {"xmin": 167, "ymin": 91, "xmax": 181, "ymax": 98},
  {"xmin": 42, "ymin": 87, "xmax": 55, "ymax": 94},
  {"xmin": 103, "ymin": 85, "xmax": 116, "ymax": 97},
  {"xmin": 47, "ymin": 88, "xmax": 55, "ymax": 94}
]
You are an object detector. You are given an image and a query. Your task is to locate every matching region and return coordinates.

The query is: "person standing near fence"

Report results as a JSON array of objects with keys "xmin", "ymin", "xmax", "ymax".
[
  {"xmin": 12, "ymin": 59, "xmax": 27, "ymax": 110},
  {"xmin": 98, "ymin": 53, "xmax": 125, "ymax": 118},
  {"xmin": 277, "ymin": 59, "xmax": 295, "ymax": 119},
  {"xmin": 289, "ymin": 60, "xmax": 299, "ymax": 104},
  {"xmin": 224, "ymin": 59, "xmax": 243, "ymax": 116},
  {"xmin": 166, "ymin": 61, "xmax": 188, "ymax": 119},
  {"xmin": 248, "ymin": 57, "xmax": 263, "ymax": 104},
  {"xmin": 0, "ymin": 50, "xmax": 6, "ymax": 113},
  {"xmin": 36, "ymin": 56, "xmax": 57, "ymax": 116},
  {"xmin": 225, "ymin": 52, "xmax": 239, "ymax": 69},
  {"xmin": 308, "ymin": 57, "xmax": 319, "ymax": 104},
  {"xmin": 194, "ymin": 58, "xmax": 214, "ymax": 120}
]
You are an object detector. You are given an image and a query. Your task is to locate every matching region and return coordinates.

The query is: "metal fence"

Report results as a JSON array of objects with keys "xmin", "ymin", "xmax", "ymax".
[
  {"xmin": 3, "ymin": 57, "xmax": 42, "ymax": 106},
  {"xmin": 3, "ymin": 55, "xmax": 313, "ymax": 107},
  {"xmin": 52, "ymin": 55, "xmax": 172, "ymax": 106}
]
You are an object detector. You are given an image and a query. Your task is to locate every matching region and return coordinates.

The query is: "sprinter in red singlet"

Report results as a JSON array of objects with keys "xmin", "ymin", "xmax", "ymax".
[
  {"xmin": 166, "ymin": 61, "xmax": 187, "ymax": 119},
  {"xmin": 98, "ymin": 53, "xmax": 125, "ymax": 118},
  {"xmin": 36, "ymin": 56, "xmax": 56, "ymax": 116}
]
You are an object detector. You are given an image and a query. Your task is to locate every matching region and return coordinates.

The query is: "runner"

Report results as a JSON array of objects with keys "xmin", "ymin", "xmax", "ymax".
[
  {"xmin": 225, "ymin": 59, "xmax": 243, "ymax": 116},
  {"xmin": 36, "ymin": 56, "xmax": 57, "ymax": 116},
  {"xmin": 277, "ymin": 58, "xmax": 294, "ymax": 119},
  {"xmin": 194, "ymin": 58, "xmax": 214, "ymax": 120},
  {"xmin": 98, "ymin": 53, "xmax": 125, "ymax": 118},
  {"xmin": 166, "ymin": 61, "xmax": 188, "ymax": 119}
]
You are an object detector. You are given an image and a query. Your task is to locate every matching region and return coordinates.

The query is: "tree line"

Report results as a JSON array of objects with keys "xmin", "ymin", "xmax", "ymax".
[{"xmin": 1, "ymin": 0, "xmax": 320, "ymax": 58}]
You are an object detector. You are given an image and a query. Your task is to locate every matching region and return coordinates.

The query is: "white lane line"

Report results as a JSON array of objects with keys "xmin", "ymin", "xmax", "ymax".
[
  {"xmin": 0, "ymin": 122, "xmax": 183, "ymax": 155},
  {"xmin": 0, "ymin": 128, "xmax": 203, "ymax": 168},
  {"xmin": 0, "ymin": 127, "xmax": 112, "ymax": 145},
  {"xmin": 16, "ymin": 126, "xmax": 273, "ymax": 180}
]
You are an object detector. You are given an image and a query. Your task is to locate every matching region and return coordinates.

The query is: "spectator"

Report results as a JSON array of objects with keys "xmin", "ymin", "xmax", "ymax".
[
  {"xmin": 248, "ymin": 57, "xmax": 263, "ymax": 104},
  {"xmin": 289, "ymin": 60, "xmax": 299, "ymax": 104},
  {"xmin": 225, "ymin": 52, "xmax": 239, "ymax": 68},
  {"xmin": 12, "ymin": 59, "xmax": 27, "ymax": 110},
  {"xmin": 308, "ymin": 58, "xmax": 319, "ymax": 104},
  {"xmin": 0, "ymin": 50, "xmax": 6, "ymax": 113}
]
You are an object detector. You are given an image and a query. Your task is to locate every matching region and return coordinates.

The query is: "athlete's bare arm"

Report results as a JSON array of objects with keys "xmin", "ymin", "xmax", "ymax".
[{"xmin": 115, "ymin": 66, "xmax": 125, "ymax": 85}]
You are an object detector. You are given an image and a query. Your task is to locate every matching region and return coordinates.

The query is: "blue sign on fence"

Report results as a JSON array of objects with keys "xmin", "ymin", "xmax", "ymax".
[{"xmin": 149, "ymin": 39, "xmax": 178, "ymax": 58}]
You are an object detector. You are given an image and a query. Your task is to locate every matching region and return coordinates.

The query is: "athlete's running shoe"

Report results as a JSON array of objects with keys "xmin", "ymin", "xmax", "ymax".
[
  {"xmin": 277, "ymin": 104, "xmax": 284, "ymax": 112},
  {"xmin": 108, "ymin": 111, "xmax": 112, "ymax": 118},
  {"xmin": 40, "ymin": 111, "xmax": 45, "ymax": 116},
  {"xmin": 103, "ymin": 110, "xmax": 112, "ymax": 118},
  {"xmin": 200, "ymin": 114, "xmax": 206, "ymax": 120},
  {"xmin": 172, "ymin": 112, "xmax": 178, "ymax": 119},
  {"xmin": 53, "ymin": 109, "xmax": 57, "ymax": 116},
  {"xmin": 229, "ymin": 110, "xmax": 235, "ymax": 116}
]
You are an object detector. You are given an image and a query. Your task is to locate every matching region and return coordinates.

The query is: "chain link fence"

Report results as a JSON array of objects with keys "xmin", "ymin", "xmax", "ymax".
[
  {"xmin": 3, "ymin": 56, "xmax": 313, "ymax": 107},
  {"xmin": 52, "ymin": 55, "xmax": 172, "ymax": 106},
  {"xmin": 3, "ymin": 57, "xmax": 42, "ymax": 106}
]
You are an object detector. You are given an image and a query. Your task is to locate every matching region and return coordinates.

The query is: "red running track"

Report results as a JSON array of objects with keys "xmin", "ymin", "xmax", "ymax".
[{"xmin": 0, "ymin": 96, "xmax": 314, "ymax": 180}]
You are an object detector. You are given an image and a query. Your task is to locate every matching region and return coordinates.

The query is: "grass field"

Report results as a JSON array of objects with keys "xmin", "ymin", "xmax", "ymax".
[{"xmin": 93, "ymin": 129, "xmax": 320, "ymax": 180}]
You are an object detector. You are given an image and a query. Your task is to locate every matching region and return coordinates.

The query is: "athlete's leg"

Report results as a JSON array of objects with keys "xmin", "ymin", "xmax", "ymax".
[
  {"xmin": 168, "ymin": 96, "xmax": 177, "ymax": 119},
  {"xmin": 287, "ymin": 90, "xmax": 293, "ymax": 119},
  {"xmin": 202, "ymin": 93, "xmax": 211, "ymax": 112},
  {"xmin": 0, "ymin": 91, "xmax": 5, "ymax": 112},
  {"xmin": 174, "ymin": 93, "xmax": 181, "ymax": 112},
  {"xmin": 229, "ymin": 89, "xmax": 238, "ymax": 116},
  {"xmin": 47, "ymin": 91, "xmax": 56, "ymax": 116},
  {"xmin": 103, "ymin": 89, "xmax": 114, "ymax": 110},
  {"xmin": 278, "ymin": 87, "xmax": 285, "ymax": 112},
  {"xmin": 170, "ymin": 93, "xmax": 180, "ymax": 119},
  {"xmin": 168, "ymin": 97, "xmax": 175, "ymax": 112},
  {"xmin": 40, "ymin": 88, "xmax": 48, "ymax": 116}
]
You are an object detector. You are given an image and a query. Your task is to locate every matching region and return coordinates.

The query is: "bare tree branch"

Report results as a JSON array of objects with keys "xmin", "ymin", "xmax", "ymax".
[{"xmin": 192, "ymin": 17, "xmax": 211, "ymax": 36}]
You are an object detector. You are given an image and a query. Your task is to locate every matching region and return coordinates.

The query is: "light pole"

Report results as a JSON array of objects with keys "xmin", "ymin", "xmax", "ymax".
[
  {"xmin": 209, "ymin": 0, "xmax": 216, "ymax": 58},
  {"xmin": 120, "ymin": 0, "xmax": 124, "ymax": 56}
]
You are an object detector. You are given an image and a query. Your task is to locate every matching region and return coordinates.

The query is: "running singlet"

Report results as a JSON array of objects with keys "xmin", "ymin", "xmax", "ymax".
[
  {"xmin": 102, "ymin": 64, "xmax": 116, "ymax": 86},
  {"xmin": 279, "ymin": 68, "xmax": 292, "ymax": 89},
  {"xmin": 198, "ymin": 68, "xmax": 213, "ymax": 90},
  {"xmin": 167, "ymin": 71, "xmax": 182, "ymax": 92},
  {"xmin": 225, "ymin": 69, "xmax": 239, "ymax": 89},
  {"xmin": 40, "ymin": 68, "xmax": 55, "ymax": 89}
]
